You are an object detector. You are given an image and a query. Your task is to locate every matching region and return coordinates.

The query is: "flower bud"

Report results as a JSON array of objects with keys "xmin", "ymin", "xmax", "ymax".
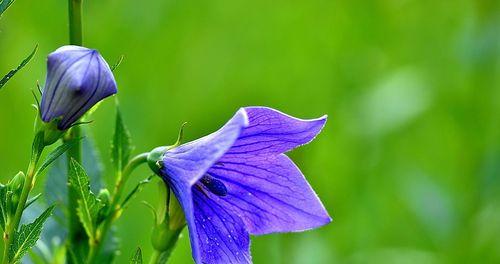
[
  {"xmin": 7, "ymin": 172, "xmax": 25, "ymax": 215},
  {"xmin": 97, "ymin": 189, "xmax": 111, "ymax": 223},
  {"xmin": 40, "ymin": 45, "xmax": 117, "ymax": 130},
  {"xmin": 151, "ymin": 220, "xmax": 183, "ymax": 252},
  {"xmin": 150, "ymin": 181, "xmax": 185, "ymax": 252}
]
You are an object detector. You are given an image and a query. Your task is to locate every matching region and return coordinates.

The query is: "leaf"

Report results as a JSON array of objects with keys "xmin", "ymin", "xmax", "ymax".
[
  {"xmin": 36, "ymin": 137, "xmax": 82, "ymax": 176},
  {"xmin": 9, "ymin": 205, "xmax": 54, "ymax": 263},
  {"xmin": 111, "ymin": 106, "xmax": 133, "ymax": 172},
  {"xmin": 68, "ymin": 159, "xmax": 104, "ymax": 240},
  {"xmin": 121, "ymin": 175, "xmax": 153, "ymax": 208},
  {"xmin": 130, "ymin": 247, "xmax": 142, "ymax": 264},
  {"xmin": 44, "ymin": 132, "xmax": 104, "ymax": 224},
  {"xmin": 0, "ymin": 44, "xmax": 38, "ymax": 90},
  {"xmin": 0, "ymin": 0, "xmax": 15, "ymax": 16},
  {"xmin": 31, "ymin": 131, "xmax": 45, "ymax": 164},
  {"xmin": 40, "ymin": 131, "xmax": 110, "ymax": 262},
  {"xmin": 0, "ymin": 184, "xmax": 7, "ymax": 231},
  {"xmin": 25, "ymin": 193, "xmax": 42, "ymax": 210}
]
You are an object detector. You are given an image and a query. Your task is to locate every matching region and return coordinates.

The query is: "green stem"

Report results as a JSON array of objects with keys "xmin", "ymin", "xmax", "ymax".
[
  {"xmin": 148, "ymin": 250, "xmax": 161, "ymax": 264},
  {"xmin": 66, "ymin": 0, "xmax": 84, "ymax": 250},
  {"xmin": 2, "ymin": 137, "xmax": 44, "ymax": 264},
  {"xmin": 65, "ymin": 127, "xmax": 84, "ymax": 248},
  {"xmin": 86, "ymin": 153, "xmax": 149, "ymax": 264},
  {"xmin": 68, "ymin": 0, "xmax": 83, "ymax": 46}
]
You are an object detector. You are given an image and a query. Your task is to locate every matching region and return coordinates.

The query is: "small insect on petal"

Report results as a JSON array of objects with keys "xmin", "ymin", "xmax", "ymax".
[{"xmin": 200, "ymin": 175, "xmax": 227, "ymax": 197}]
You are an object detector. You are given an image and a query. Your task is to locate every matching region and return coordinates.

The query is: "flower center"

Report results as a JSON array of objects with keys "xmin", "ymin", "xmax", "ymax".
[{"xmin": 200, "ymin": 175, "xmax": 227, "ymax": 197}]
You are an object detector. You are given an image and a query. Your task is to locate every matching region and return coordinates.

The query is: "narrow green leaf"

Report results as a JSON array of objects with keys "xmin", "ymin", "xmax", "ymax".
[
  {"xmin": 0, "ymin": 44, "xmax": 38, "ymax": 90},
  {"xmin": 111, "ymin": 106, "xmax": 133, "ymax": 172},
  {"xmin": 68, "ymin": 159, "xmax": 104, "ymax": 240},
  {"xmin": 130, "ymin": 247, "xmax": 142, "ymax": 264},
  {"xmin": 121, "ymin": 175, "xmax": 153, "ymax": 208},
  {"xmin": 0, "ymin": 184, "xmax": 7, "ymax": 231},
  {"xmin": 0, "ymin": 0, "xmax": 15, "ymax": 16},
  {"xmin": 9, "ymin": 205, "xmax": 55, "ymax": 263},
  {"xmin": 36, "ymin": 137, "xmax": 82, "ymax": 176},
  {"xmin": 31, "ymin": 131, "xmax": 45, "ymax": 165}
]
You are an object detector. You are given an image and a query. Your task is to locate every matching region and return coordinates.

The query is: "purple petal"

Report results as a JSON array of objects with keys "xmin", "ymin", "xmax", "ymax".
[
  {"xmin": 159, "ymin": 107, "xmax": 329, "ymax": 263},
  {"xmin": 226, "ymin": 107, "xmax": 327, "ymax": 155},
  {"xmin": 161, "ymin": 108, "xmax": 248, "ymax": 186},
  {"xmin": 192, "ymin": 187, "xmax": 252, "ymax": 263},
  {"xmin": 160, "ymin": 109, "xmax": 249, "ymax": 263},
  {"xmin": 208, "ymin": 154, "xmax": 331, "ymax": 235}
]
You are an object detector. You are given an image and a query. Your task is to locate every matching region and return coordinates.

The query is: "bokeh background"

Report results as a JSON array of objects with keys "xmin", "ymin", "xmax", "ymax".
[{"xmin": 1, "ymin": 0, "xmax": 500, "ymax": 263}]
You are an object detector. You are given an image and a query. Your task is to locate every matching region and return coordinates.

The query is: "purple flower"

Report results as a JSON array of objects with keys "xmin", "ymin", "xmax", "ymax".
[
  {"xmin": 40, "ymin": 45, "xmax": 117, "ymax": 130},
  {"xmin": 157, "ymin": 107, "xmax": 331, "ymax": 264}
]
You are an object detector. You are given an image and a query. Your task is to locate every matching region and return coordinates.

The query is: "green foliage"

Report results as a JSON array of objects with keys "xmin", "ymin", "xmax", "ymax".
[
  {"xmin": 0, "ymin": 184, "xmax": 7, "ymax": 231},
  {"xmin": 130, "ymin": 247, "xmax": 142, "ymax": 264},
  {"xmin": 0, "ymin": 45, "xmax": 37, "ymax": 90},
  {"xmin": 0, "ymin": 0, "xmax": 15, "ymax": 16},
  {"xmin": 31, "ymin": 131, "xmax": 45, "ymax": 165},
  {"xmin": 0, "ymin": 172, "xmax": 26, "ymax": 231},
  {"xmin": 68, "ymin": 159, "xmax": 104, "ymax": 240},
  {"xmin": 111, "ymin": 105, "xmax": 133, "ymax": 172},
  {"xmin": 36, "ymin": 137, "xmax": 82, "ymax": 176},
  {"xmin": 8, "ymin": 205, "xmax": 54, "ymax": 264},
  {"xmin": 24, "ymin": 193, "xmax": 41, "ymax": 210}
]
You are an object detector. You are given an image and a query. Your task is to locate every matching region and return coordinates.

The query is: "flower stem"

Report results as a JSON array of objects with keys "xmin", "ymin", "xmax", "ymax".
[
  {"xmin": 68, "ymin": 0, "xmax": 83, "ymax": 46},
  {"xmin": 86, "ymin": 153, "xmax": 149, "ymax": 264},
  {"xmin": 65, "ymin": 127, "xmax": 85, "ymax": 249},
  {"xmin": 1, "ymin": 136, "xmax": 44, "ymax": 264},
  {"xmin": 66, "ymin": 0, "xmax": 84, "ymax": 250}
]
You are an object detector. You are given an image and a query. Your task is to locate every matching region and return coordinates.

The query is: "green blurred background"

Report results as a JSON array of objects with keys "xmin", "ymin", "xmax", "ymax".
[{"xmin": 1, "ymin": 0, "xmax": 500, "ymax": 263}]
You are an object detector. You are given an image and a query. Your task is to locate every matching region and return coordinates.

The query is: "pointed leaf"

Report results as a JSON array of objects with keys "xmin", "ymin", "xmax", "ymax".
[
  {"xmin": 68, "ymin": 159, "xmax": 103, "ymax": 239},
  {"xmin": 36, "ymin": 137, "xmax": 82, "ymax": 175},
  {"xmin": 0, "ymin": 0, "xmax": 15, "ymax": 16},
  {"xmin": 0, "ymin": 184, "xmax": 7, "ymax": 231},
  {"xmin": 130, "ymin": 247, "xmax": 142, "ymax": 264},
  {"xmin": 0, "ymin": 44, "xmax": 38, "ymax": 90},
  {"xmin": 9, "ymin": 205, "xmax": 54, "ymax": 263},
  {"xmin": 111, "ymin": 106, "xmax": 133, "ymax": 172},
  {"xmin": 24, "ymin": 193, "xmax": 42, "ymax": 210}
]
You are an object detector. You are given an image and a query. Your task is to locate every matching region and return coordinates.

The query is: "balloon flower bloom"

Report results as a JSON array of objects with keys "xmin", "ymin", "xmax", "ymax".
[{"xmin": 153, "ymin": 107, "xmax": 331, "ymax": 264}]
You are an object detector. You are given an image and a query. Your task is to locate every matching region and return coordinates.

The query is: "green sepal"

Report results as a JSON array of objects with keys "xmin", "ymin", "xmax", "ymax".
[
  {"xmin": 147, "ymin": 147, "xmax": 167, "ymax": 175},
  {"xmin": 36, "ymin": 117, "xmax": 65, "ymax": 146},
  {"xmin": 110, "ymin": 55, "xmax": 124, "ymax": 72},
  {"xmin": 146, "ymin": 123, "xmax": 187, "ymax": 176}
]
